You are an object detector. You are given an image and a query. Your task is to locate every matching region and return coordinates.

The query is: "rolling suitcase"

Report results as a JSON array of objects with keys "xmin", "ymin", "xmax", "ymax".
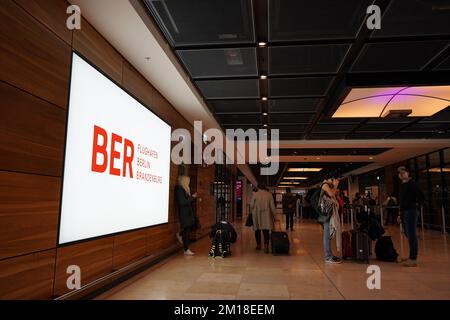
[
  {"xmin": 341, "ymin": 230, "xmax": 353, "ymax": 260},
  {"xmin": 353, "ymin": 230, "xmax": 370, "ymax": 263},
  {"xmin": 271, "ymin": 220, "xmax": 290, "ymax": 255}
]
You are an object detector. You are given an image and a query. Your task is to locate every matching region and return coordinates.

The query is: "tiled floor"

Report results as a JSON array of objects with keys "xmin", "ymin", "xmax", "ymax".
[{"xmin": 97, "ymin": 214, "xmax": 450, "ymax": 300}]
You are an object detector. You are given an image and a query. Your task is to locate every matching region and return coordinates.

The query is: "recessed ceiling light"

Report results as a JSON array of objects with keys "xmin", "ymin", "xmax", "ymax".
[
  {"xmin": 263, "ymin": 124, "xmax": 268, "ymax": 127},
  {"xmin": 261, "ymin": 97, "xmax": 268, "ymax": 101},
  {"xmin": 263, "ymin": 112, "xmax": 268, "ymax": 116},
  {"xmin": 260, "ymin": 75, "xmax": 267, "ymax": 80},
  {"xmin": 258, "ymin": 42, "xmax": 267, "ymax": 47}
]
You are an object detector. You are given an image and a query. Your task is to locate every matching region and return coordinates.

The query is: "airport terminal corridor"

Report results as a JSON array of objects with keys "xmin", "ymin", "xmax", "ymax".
[{"xmin": 97, "ymin": 215, "xmax": 450, "ymax": 300}]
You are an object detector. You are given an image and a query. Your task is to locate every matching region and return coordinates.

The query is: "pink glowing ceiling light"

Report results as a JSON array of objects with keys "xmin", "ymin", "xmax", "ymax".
[{"xmin": 333, "ymin": 85, "xmax": 450, "ymax": 118}]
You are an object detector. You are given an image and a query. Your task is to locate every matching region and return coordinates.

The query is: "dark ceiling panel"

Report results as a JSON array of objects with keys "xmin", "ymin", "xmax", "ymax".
[
  {"xmin": 407, "ymin": 123, "xmax": 449, "ymax": 132},
  {"xmin": 269, "ymin": 98, "xmax": 322, "ymax": 113},
  {"xmin": 216, "ymin": 113, "xmax": 261, "ymax": 125},
  {"xmin": 372, "ymin": 0, "xmax": 450, "ymax": 38},
  {"xmin": 270, "ymin": 125, "xmax": 309, "ymax": 133},
  {"xmin": 177, "ymin": 48, "xmax": 258, "ymax": 79},
  {"xmin": 144, "ymin": 0, "xmax": 255, "ymax": 47},
  {"xmin": 269, "ymin": 77, "xmax": 334, "ymax": 98},
  {"xmin": 279, "ymin": 148, "xmax": 390, "ymax": 156},
  {"xmin": 210, "ymin": 100, "xmax": 261, "ymax": 114},
  {"xmin": 269, "ymin": 113, "xmax": 315, "ymax": 124},
  {"xmin": 420, "ymin": 107, "xmax": 450, "ymax": 122},
  {"xmin": 279, "ymin": 133, "xmax": 305, "ymax": 140},
  {"xmin": 269, "ymin": 44, "xmax": 350, "ymax": 75},
  {"xmin": 197, "ymin": 79, "xmax": 259, "ymax": 99},
  {"xmin": 313, "ymin": 124, "xmax": 357, "ymax": 133},
  {"xmin": 347, "ymin": 132, "xmax": 390, "ymax": 139},
  {"xmin": 308, "ymin": 133, "xmax": 347, "ymax": 140},
  {"xmin": 268, "ymin": 0, "xmax": 372, "ymax": 41},
  {"xmin": 358, "ymin": 122, "xmax": 409, "ymax": 132},
  {"xmin": 388, "ymin": 131, "xmax": 436, "ymax": 139},
  {"xmin": 351, "ymin": 41, "xmax": 449, "ymax": 73},
  {"xmin": 435, "ymin": 55, "xmax": 450, "ymax": 70}
]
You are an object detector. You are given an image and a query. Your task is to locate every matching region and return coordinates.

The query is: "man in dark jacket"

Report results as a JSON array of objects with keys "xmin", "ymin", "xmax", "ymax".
[
  {"xmin": 282, "ymin": 188, "xmax": 297, "ymax": 231},
  {"xmin": 397, "ymin": 166, "xmax": 425, "ymax": 267}
]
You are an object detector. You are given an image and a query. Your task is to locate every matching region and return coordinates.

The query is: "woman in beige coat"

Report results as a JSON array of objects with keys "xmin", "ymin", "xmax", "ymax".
[{"xmin": 251, "ymin": 185, "xmax": 276, "ymax": 253}]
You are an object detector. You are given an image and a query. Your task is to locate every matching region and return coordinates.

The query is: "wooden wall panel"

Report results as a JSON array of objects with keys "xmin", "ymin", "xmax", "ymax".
[
  {"xmin": 54, "ymin": 237, "xmax": 114, "ymax": 296},
  {"xmin": 112, "ymin": 229, "xmax": 147, "ymax": 270},
  {"xmin": 0, "ymin": 0, "xmax": 218, "ymax": 299},
  {"xmin": 0, "ymin": 249, "xmax": 56, "ymax": 300},
  {"xmin": 13, "ymin": 0, "xmax": 72, "ymax": 45},
  {"xmin": 0, "ymin": 171, "xmax": 60, "ymax": 260},
  {"xmin": 195, "ymin": 165, "xmax": 215, "ymax": 238},
  {"xmin": 0, "ymin": 0, "xmax": 71, "ymax": 108},
  {"xmin": 73, "ymin": 18, "xmax": 123, "ymax": 84},
  {"xmin": 0, "ymin": 82, "xmax": 66, "ymax": 176}
]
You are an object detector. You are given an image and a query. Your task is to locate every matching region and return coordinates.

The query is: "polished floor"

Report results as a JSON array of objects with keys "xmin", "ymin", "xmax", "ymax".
[{"xmin": 97, "ymin": 214, "xmax": 450, "ymax": 300}]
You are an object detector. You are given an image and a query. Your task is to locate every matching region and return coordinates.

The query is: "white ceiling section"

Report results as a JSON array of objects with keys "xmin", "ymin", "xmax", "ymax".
[{"xmin": 69, "ymin": 0, "xmax": 257, "ymax": 185}]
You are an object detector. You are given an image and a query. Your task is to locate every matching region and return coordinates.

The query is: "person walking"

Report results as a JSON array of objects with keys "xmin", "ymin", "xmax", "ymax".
[
  {"xmin": 175, "ymin": 175, "xmax": 197, "ymax": 256},
  {"xmin": 397, "ymin": 166, "xmax": 425, "ymax": 267},
  {"xmin": 251, "ymin": 184, "xmax": 276, "ymax": 254},
  {"xmin": 282, "ymin": 188, "xmax": 297, "ymax": 231}
]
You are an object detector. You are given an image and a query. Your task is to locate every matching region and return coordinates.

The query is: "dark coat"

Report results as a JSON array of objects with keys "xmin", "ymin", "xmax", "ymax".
[{"xmin": 175, "ymin": 185, "xmax": 196, "ymax": 229}]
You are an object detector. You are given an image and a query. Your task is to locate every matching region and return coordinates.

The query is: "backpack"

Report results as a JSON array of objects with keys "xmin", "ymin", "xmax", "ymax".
[
  {"xmin": 209, "ymin": 229, "xmax": 231, "ymax": 258},
  {"xmin": 310, "ymin": 184, "xmax": 333, "ymax": 223},
  {"xmin": 375, "ymin": 236, "xmax": 398, "ymax": 262}
]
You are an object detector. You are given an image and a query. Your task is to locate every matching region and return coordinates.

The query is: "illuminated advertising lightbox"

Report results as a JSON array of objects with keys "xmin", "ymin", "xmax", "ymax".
[{"xmin": 58, "ymin": 53, "xmax": 171, "ymax": 245}]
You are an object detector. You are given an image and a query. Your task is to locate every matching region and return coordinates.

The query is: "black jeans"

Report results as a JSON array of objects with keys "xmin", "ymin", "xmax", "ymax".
[
  {"xmin": 180, "ymin": 227, "xmax": 191, "ymax": 251},
  {"xmin": 385, "ymin": 208, "xmax": 398, "ymax": 225},
  {"xmin": 285, "ymin": 212, "xmax": 294, "ymax": 230},
  {"xmin": 402, "ymin": 209, "xmax": 419, "ymax": 260},
  {"xmin": 255, "ymin": 230, "xmax": 270, "ymax": 245}
]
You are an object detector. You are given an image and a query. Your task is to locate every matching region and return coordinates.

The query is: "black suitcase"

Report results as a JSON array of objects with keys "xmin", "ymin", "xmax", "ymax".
[
  {"xmin": 352, "ymin": 230, "xmax": 370, "ymax": 263},
  {"xmin": 271, "ymin": 221, "xmax": 290, "ymax": 255}
]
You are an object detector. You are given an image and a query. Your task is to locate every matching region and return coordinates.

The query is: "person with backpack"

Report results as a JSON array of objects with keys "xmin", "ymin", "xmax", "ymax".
[
  {"xmin": 313, "ymin": 177, "xmax": 342, "ymax": 264},
  {"xmin": 251, "ymin": 184, "xmax": 276, "ymax": 254},
  {"xmin": 397, "ymin": 166, "xmax": 425, "ymax": 267},
  {"xmin": 282, "ymin": 188, "xmax": 297, "ymax": 231},
  {"xmin": 383, "ymin": 194, "xmax": 398, "ymax": 225}
]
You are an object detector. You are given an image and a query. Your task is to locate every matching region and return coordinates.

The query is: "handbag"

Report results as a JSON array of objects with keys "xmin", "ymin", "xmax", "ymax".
[{"xmin": 245, "ymin": 213, "xmax": 253, "ymax": 227}]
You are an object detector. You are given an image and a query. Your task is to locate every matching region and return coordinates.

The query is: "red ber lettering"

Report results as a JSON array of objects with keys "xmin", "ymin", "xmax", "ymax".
[{"xmin": 91, "ymin": 125, "xmax": 134, "ymax": 178}]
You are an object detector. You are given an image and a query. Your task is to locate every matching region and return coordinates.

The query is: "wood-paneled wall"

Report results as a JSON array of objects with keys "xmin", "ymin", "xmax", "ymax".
[{"xmin": 0, "ymin": 0, "xmax": 214, "ymax": 299}]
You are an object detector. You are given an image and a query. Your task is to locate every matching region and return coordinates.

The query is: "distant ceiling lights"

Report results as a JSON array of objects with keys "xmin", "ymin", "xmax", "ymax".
[
  {"xmin": 260, "ymin": 75, "xmax": 268, "ymax": 80},
  {"xmin": 283, "ymin": 177, "xmax": 308, "ymax": 180},
  {"xmin": 258, "ymin": 42, "xmax": 267, "ymax": 47},
  {"xmin": 263, "ymin": 112, "xmax": 268, "ymax": 116},
  {"xmin": 288, "ymin": 168, "xmax": 322, "ymax": 172},
  {"xmin": 261, "ymin": 97, "xmax": 268, "ymax": 101},
  {"xmin": 263, "ymin": 124, "xmax": 268, "ymax": 127},
  {"xmin": 332, "ymin": 85, "xmax": 450, "ymax": 118}
]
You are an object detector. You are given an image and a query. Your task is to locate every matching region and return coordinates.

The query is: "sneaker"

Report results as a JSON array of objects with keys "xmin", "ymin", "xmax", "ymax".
[
  {"xmin": 184, "ymin": 249, "xmax": 195, "ymax": 256},
  {"xmin": 325, "ymin": 257, "xmax": 342, "ymax": 264},
  {"xmin": 401, "ymin": 259, "xmax": 417, "ymax": 267},
  {"xmin": 176, "ymin": 232, "xmax": 183, "ymax": 244}
]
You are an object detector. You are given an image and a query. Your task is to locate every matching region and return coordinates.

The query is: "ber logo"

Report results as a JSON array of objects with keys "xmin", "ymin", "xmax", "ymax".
[{"xmin": 91, "ymin": 125, "xmax": 134, "ymax": 178}]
